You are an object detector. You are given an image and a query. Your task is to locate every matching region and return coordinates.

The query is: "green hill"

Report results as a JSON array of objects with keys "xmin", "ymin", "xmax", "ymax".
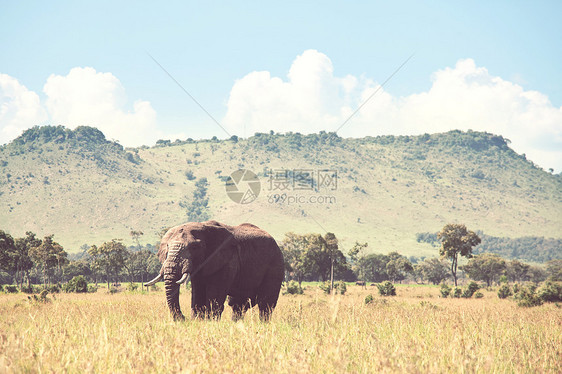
[{"xmin": 1, "ymin": 126, "xmax": 561, "ymax": 259}]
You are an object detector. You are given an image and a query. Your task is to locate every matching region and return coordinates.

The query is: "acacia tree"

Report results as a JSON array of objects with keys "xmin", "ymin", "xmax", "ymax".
[
  {"xmin": 461, "ymin": 253, "xmax": 506, "ymax": 287},
  {"xmin": 438, "ymin": 223, "xmax": 481, "ymax": 286}
]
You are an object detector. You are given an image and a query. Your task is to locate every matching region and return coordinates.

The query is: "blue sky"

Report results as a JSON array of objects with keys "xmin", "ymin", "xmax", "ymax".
[{"xmin": 1, "ymin": 1, "xmax": 561, "ymax": 171}]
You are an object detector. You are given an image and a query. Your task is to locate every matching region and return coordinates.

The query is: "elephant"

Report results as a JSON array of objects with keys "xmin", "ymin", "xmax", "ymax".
[{"xmin": 145, "ymin": 220, "xmax": 284, "ymax": 322}]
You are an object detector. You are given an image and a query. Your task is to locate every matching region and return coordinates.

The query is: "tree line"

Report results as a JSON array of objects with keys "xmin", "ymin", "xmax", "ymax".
[
  {"xmin": 1, "ymin": 224, "xmax": 560, "ymax": 292},
  {"xmin": 280, "ymin": 224, "xmax": 561, "ymax": 288},
  {"xmin": 0, "ymin": 230, "xmax": 161, "ymax": 290},
  {"xmin": 416, "ymin": 231, "xmax": 561, "ymax": 263}
]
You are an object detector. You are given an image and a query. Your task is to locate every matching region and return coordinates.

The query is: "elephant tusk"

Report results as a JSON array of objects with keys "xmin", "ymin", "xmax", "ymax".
[
  {"xmin": 176, "ymin": 273, "xmax": 190, "ymax": 285},
  {"xmin": 144, "ymin": 274, "xmax": 163, "ymax": 286}
]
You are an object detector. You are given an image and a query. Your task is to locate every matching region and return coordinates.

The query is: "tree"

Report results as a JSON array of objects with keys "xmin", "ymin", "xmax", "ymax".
[
  {"xmin": 28, "ymin": 235, "xmax": 68, "ymax": 286},
  {"xmin": 348, "ymin": 241, "xmax": 368, "ymax": 267},
  {"xmin": 63, "ymin": 260, "xmax": 92, "ymax": 281},
  {"xmin": 438, "ymin": 224, "xmax": 481, "ymax": 286},
  {"xmin": 280, "ymin": 232, "xmax": 348, "ymax": 285},
  {"xmin": 0, "ymin": 231, "xmax": 37, "ymax": 288},
  {"xmin": 506, "ymin": 259, "xmax": 531, "ymax": 282},
  {"xmin": 385, "ymin": 252, "xmax": 413, "ymax": 283},
  {"xmin": 461, "ymin": 253, "xmax": 506, "ymax": 287},
  {"xmin": 356, "ymin": 253, "xmax": 390, "ymax": 282},
  {"xmin": 0, "ymin": 230, "xmax": 17, "ymax": 283},
  {"xmin": 88, "ymin": 240, "xmax": 128, "ymax": 289},
  {"xmin": 415, "ymin": 257, "xmax": 450, "ymax": 285},
  {"xmin": 124, "ymin": 249, "xmax": 160, "ymax": 284},
  {"xmin": 546, "ymin": 259, "xmax": 562, "ymax": 281},
  {"xmin": 129, "ymin": 230, "xmax": 144, "ymax": 250}
]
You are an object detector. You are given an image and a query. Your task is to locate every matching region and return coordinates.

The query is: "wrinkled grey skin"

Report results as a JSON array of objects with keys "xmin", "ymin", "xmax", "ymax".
[{"xmin": 154, "ymin": 220, "xmax": 284, "ymax": 321}]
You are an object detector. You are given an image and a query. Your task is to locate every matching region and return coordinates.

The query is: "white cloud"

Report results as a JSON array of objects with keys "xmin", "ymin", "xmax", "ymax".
[
  {"xmin": 224, "ymin": 51, "xmax": 562, "ymax": 172},
  {"xmin": 0, "ymin": 67, "xmax": 162, "ymax": 147},
  {"xmin": 0, "ymin": 74, "xmax": 48, "ymax": 144},
  {"xmin": 43, "ymin": 67, "xmax": 158, "ymax": 146}
]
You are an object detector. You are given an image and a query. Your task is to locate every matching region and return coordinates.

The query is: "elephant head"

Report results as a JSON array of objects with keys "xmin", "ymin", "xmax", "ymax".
[{"xmin": 144, "ymin": 221, "xmax": 236, "ymax": 320}]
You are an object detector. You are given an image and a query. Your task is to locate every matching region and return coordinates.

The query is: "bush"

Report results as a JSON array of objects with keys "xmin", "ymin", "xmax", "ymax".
[
  {"xmin": 284, "ymin": 281, "xmax": 304, "ymax": 295},
  {"xmin": 462, "ymin": 282, "xmax": 480, "ymax": 298},
  {"xmin": 377, "ymin": 281, "xmax": 396, "ymax": 296},
  {"xmin": 63, "ymin": 276, "xmax": 88, "ymax": 293},
  {"xmin": 538, "ymin": 281, "xmax": 562, "ymax": 302},
  {"xmin": 512, "ymin": 283, "xmax": 521, "ymax": 294},
  {"xmin": 127, "ymin": 282, "xmax": 139, "ymax": 292},
  {"xmin": 318, "ymin": 282, "xmax": 331, "ymax": 294},
  {"xmin": 452, "ymin": 287, "xmax": 462, "ymax": 298},
  {"xmin": 515, "ymin": 285, "xmax": 543, "ymax": 307},
  {"xmin": 28, "ymin": 290, "xmax": 51, "ymax": 303},
  {"xmin": 4, "ymin": 285, "xmax": 18, "ymax": 293},
  {"xmin": 87, "ymin": 284, "xmax": 98, "ymax": 293},
  {"xmin": 335, "ymin": 281, "xmax": 347, "ymax": 295},
  {"xmin": 440, "ymin": 283, "xmax": 451, "ymax": 298},
  {"xmin": 497, "ymin": 284, "xmax": 512, "ymax": 299},
  {"xmin": 20, "ymin": 284, "xmax": 36, "ymax": 294},
  {"xmin": 39, "ymin": 284, "xmax": 61, "ymax": 294},
  {"xmin": 474, "ymin": 291, "xmax": 484, "ymax": 299},
  {"xmin": 364, "ymin": 294, "xmax": 374, "ymax": 305}
]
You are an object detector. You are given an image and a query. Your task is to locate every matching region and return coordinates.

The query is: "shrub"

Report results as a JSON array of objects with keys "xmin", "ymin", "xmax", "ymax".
[
  {"xmin": 538, "ymin": 281, "xmax": 562, "ymax": 302},
  {"xmin": 497, "ymin": 284, "xmax": 512, "ymax": 299},
  {"xmin": 515, "ymin": 285, "xmax": 543, "ymax": 307},
  {"xmin": 462, "ymin": 282, "xmax": 480, "ymax": 298},
  {"xmin": 452, "ymin": 287, "xmax": 462, "ymax": 298},
  {"xmin": 335, "ymin": 281, "xmax": 347, "ymax": 295},
  {"xmin": 474, "ymin": 291, "xmax": 484, "ymax": 299},
  {"xmin": 364, "ymin": 294, "xmax": 374, "ymax": 305},
  {"xmin": 28, "ymin": 290, "xmax": 50, "ymax": 303},
  {"xmin": 108, "ymin": 287, "xmax": 119, "ymax": 294},
  {"xmin": 512, "ymin": 283, "xmax": 521, "ymax": 294},
  {"xmin": 127, "ymin": 282, "xmax": 139, "ymax": 292},
  {"xmin": 40, "ymin": 284, "xmax": 61, "ymax": 293},
  {"xmin": 87, "ymin": 285, "xmax": 98, "ymax": 293},
  {"xmin": 4, "ymin": 285, "xmax": 18, "ymax": 293},
  {"xmin": 63, "ymin": 276, "xmax": 88, "ymax": 293},
  {"xmin": 318, "ymin": 282, "xmax": 331, "ymax": 294},
  {"xmin": 284, "ymin": 281, "xmax": 303, "ymax": 295},
  {"xmin": 440, "ymin": 283, "xmax": 451, "ymax": 298},
  {"xmin": 20, "ymin": 284, "xmax": 35, "ymax": 294},
  {"xmin": 377, "ymin": 281, "xmax": 396, "ymax": 296}
]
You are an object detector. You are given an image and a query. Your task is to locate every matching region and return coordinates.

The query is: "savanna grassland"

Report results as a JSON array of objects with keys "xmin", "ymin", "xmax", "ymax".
[{"xmin": 1, "ymin": 285, "xmax": 561, "ymax": 373}]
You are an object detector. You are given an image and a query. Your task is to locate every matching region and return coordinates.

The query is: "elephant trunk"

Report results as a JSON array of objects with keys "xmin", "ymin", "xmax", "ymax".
[{"xmin": 164, "ymin": 279, "xmax": 185, "ymax": 321}]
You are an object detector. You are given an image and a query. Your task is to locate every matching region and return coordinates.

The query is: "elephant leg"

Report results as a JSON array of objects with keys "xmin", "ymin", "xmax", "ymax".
[
  {"xmin": 205, "ymin": 284, "xmax": 228, "ymax": 320},
  {"xmin": 191, "ymin": 281, "xmax": 207, "ymax": 319},
  {"xmin": 256, "ymin": 268, "xmax": 283, "ymax": 322},
  {"xmin": 228, "ymin": 296, "xmax": 252, "ymax": 322}
]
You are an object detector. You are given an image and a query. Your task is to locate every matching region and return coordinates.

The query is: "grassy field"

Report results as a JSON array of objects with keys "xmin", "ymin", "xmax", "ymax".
[{"xmin": 1, "ymin": 284, "xmax": 561, "ymax": 373}]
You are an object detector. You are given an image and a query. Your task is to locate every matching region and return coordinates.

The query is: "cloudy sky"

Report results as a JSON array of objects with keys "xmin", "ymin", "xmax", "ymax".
[{"xmin": 1, "ymin": 1, "xmax": 561, "ymax": 171}]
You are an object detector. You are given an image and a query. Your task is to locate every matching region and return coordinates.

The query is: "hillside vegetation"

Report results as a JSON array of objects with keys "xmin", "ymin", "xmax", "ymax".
[{"xmin": 1, "ymin": 126, "xmax": 560, "ymax": 258}]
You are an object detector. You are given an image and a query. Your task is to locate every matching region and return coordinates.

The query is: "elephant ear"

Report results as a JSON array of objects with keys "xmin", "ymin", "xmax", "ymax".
[
  {"xmin": 157, "ymin": 226, "xmax": 177, "ymax": 263},
  {"xmin": 199, "ymin": 222, "xmax": 237, "ymax": 276}
]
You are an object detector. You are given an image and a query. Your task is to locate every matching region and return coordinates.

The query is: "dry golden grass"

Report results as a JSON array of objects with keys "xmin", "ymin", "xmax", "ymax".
[{"xmin": 1, "ymin": 285, "xmax": 561, "ymax": 373}]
